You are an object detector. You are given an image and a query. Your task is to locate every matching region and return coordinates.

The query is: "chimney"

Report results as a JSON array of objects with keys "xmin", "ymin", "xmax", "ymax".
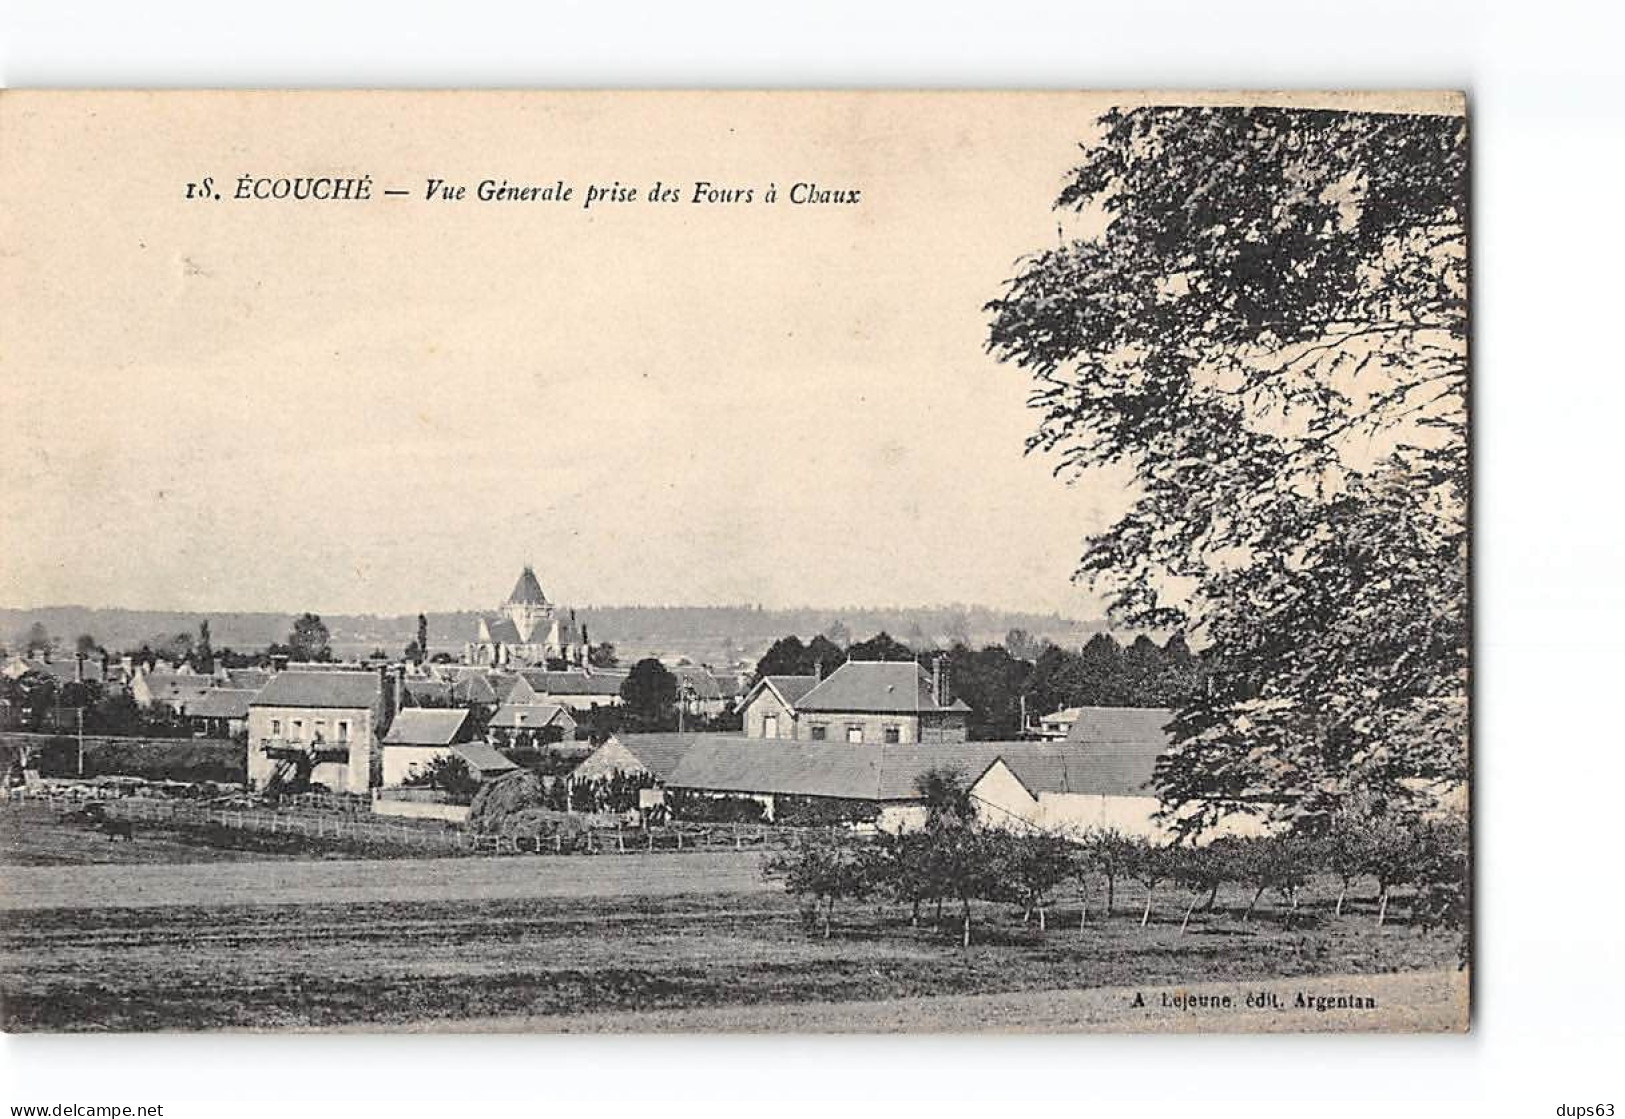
[
  {"xmin": 814, "ymin": 659, "xmax": 823, "ymax": 682},
  {"xmin": 931, "ymin": 658, "xmax": 941, "ymax": 704},
  {"xmin": 74, "ymin": 652, "xmax": 85, "ymax": 683},
  {"xmin": 394, "ymin": 664, "xmax": 407, "ymax": 715},
  {"xmin": 378, "ymin": 664, "xmax": 396, "ymax": 732}
]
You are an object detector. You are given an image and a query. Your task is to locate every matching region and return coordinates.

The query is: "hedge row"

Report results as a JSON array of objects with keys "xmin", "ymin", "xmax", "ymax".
[{"xmin": 7, "ymin": 734, "xmax": 246, "ymax": 784}]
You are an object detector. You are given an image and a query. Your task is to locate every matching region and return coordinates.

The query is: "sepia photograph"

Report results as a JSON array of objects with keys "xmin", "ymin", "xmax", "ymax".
[{"xmin": 0, "ymin": 90, "xmax": 1470, "ymax": 1035}]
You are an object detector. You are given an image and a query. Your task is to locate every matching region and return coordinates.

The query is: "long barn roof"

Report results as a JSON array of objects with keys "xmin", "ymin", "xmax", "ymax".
[{"xmin": 595, "ymin": 727, "xmax": 1174, "ymax": 802}]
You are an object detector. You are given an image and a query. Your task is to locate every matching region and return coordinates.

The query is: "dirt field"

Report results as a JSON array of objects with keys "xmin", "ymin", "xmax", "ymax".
[
  {"xmin": 0, "ymin": 801, "xmax": 463, "ymax": 867},
  {"xmin": 0, "ymin": 802, "xmax": 294, "ymax": 867},
  {"xmin": 430, "ymin": 968, "xmax": 1470, "ymax": 1033},
  {"xmin": 0, "ymin": 877, "xmax": 1463, "ymax": 1031},
  {"xmin": 0, "ymin": 801, "xmax": 1465, "ymax": 1033},
  {"xmin": 0, "ymin": 849, "xmax": 772, "ymax": 910}
]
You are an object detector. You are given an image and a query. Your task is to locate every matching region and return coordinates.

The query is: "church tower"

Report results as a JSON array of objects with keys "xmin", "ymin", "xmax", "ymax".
[{"xmin": 503, "ymin": 564, "xmax": 554, "ymax": 642}]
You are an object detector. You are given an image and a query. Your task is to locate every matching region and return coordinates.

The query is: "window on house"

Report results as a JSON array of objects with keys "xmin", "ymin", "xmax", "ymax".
[
  {"xmin": 846, "ymin": 725, "xmax": 863, "ymax": 744},
  {"xmin": 337, "ymin": 721, "xmax": 350, "ymax": 742},
  {"xmin": 291, "ymin": 719, "xmax": 304, "ymax": 740},
  {"xmin": 809, "ymin": 724, "xmax": 827, "ymax": 741},
  {"xmin": 271, "ymin": 719, "xmax": 282, "ymax": 737},
  {"xmin": 314, "ymin": 720, "xmax": 327, "ymax": 742},
  {"xmin": 763, "ymin": 714, "xmax": 778, "ymax": 738},
  {"xmin": 883, "ymin": 725, "xmax": 901, "ymax": 744}
]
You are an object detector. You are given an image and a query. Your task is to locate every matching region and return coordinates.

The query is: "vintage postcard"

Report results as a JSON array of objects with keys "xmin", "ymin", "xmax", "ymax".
[{"xmin": 0, "ymin": 90, "xmax": 1469, "ymax": 1033}]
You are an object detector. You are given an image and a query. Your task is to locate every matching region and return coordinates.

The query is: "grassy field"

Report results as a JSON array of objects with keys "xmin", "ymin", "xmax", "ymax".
[
  {"xmin": 0, "ymin": 877, "xmax": 1461, "ymax": 1031},
  {"xmin": 0, "ymin": 802, "xmax": 297, "ymax": 866},
  {"xmin": 0, "ymin": 802, "xmax": 1464, "ymax": 1032},
  {"xmin": 0, "ymin": 848, "xmax": 772, "ymax": 911},
  {"xmin": 0, "ymin": 802, "xmax": 461, "ymax": 867},
  {"xmin": 494, "ymin": 968, "xmax": 1469, "ymax": 1033}
]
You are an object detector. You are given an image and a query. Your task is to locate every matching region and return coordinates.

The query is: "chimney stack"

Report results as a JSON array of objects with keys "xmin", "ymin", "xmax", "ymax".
[
  {"xmin": 378, "ymin": 664, "xmax": 396, "ymax": 733},
  {"xmin": 74, "ymin": 652, "xmax": 85, "ymax": 683}
]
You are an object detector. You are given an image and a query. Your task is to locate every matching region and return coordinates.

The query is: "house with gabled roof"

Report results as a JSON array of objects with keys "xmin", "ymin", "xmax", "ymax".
[
  {"xmin": 188, "ymin": 688, "xmax": 258, "ymax": 738},
  {"xmin": 380, "ymin": 707, "xmax": 480, "ymax": 786},
  {"xmin": 737, "ymin": 674, "xmax": 820, "ymax": 739},
  {"xmin": 515, "ymin": 667, "xmax": 627, "ymax": 710},
  {"xmin": 403, "ymin": 677, "xmax": 454, "ymax": 707},
  {"xmin": 672, "ymin": 664, "xmax": 740, "ymax": 718},
  {"xmin": 791, "ymin": 660, "xmax": 971, "ymax": 744},
  {"xmin": 131, "ymin": 669, "xmax": 219, "ymax": 713},
  {"xmin": 486, "ymin": 701, "xmax": 578, "ymax": 745},
  {"xmin": 215, "ymin": 667, "xmax": 274, "ymax": 693},
  {"xmin": 245, "ymin": 669, "xmax": 392, "ymax": 795},
  {"xmin": 1036, "ymin": 705, "xmax": 1082, "ymax": 740}
]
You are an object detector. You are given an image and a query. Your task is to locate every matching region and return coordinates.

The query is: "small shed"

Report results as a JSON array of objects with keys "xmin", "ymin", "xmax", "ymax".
[
  {"xmin": 187, "ymin": 688, "xmax": 258, "ymax": 737},
  {"xmin": 380, "ymin": 708, "xmax": 475, "ymax": 787},
  {"xmin": 487, "ymin": 702, "xmax": 578, "ymax": 744},
  {"xmin": 449, "ymin": 741, "xmax": 521, "ymax": 780}
]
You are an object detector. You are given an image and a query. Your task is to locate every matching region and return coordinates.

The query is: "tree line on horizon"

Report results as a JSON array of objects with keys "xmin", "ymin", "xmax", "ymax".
[
  {"xmin": 3, "ymin": 602, "xmax": 1103, "ymax": 671},
  {"xmin": 753, "ymin": 628, "xmax": 1207, "ymax": 737}
]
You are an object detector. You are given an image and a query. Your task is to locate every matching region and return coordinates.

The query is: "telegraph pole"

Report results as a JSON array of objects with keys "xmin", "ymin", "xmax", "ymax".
[{"xmin": 76, "ymin": 706, "xmax": 85, "ymax": 778}]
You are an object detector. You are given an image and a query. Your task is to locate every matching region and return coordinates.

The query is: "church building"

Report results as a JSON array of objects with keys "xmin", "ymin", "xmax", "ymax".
[{"xmin": 463, "ymin": 566, "xmax": 589, "ymax": 668}]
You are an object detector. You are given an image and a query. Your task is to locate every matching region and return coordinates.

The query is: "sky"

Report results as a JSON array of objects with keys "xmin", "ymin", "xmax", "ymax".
[{"xmin": 0, "ymin": 91, "xmax": 1423, "ymax": 618}]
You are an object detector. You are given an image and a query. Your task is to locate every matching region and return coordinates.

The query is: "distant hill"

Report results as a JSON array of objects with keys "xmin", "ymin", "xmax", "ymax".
[{"xmin": 0, "ymin": 604, "xmax": 1106, "ymax": 668}]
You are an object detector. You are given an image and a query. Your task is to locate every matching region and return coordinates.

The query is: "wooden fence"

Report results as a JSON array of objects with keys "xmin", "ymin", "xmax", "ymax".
[
  {"xmin": 106, "ymin": 795, "xmax": 470, "ymax": 852},
  {"xmin": 5, "ymin": 786, "xmax": 845, "ymax": 858}
]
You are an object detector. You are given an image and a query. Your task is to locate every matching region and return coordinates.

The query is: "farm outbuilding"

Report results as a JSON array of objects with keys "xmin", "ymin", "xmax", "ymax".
[
  {"xmin": 571, "ymin": 734, "xmax": 699, "ymax": 786},
  {"xmin": 380, "ymin": 708, "xmax": 479, "ymax": 787},
  {"xmin": 578, "ymin": 716, "xmax": 1273, "ymax": 839},
  {"xmin": 449, "ymin": 741, "xmax": 522, "ymax": 780},
  {"xmin": 187, "ymin": 687, "xmax": 258, "ymax": 738}
]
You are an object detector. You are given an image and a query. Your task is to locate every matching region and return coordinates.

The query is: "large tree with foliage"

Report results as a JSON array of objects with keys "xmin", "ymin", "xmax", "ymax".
[
  {"xmin": 937, "ymin": 643, "xmax": 1033, "ymax": 739},
  {"xmin": 287, "ymin": 613, "xmax": 332, "ymax": 662},
  {"xmin": 847, "ymin": 631, "xmax": 914, "ymax": 663},
  {"xmin": 753, "ymin": 633, "xmax": 847, "ymax": 681},
  {"xmin": 20, "ymin": 622, "xmax": 52, "ymax": 656},
  {"xmin": 754, "ymin": 635, "xmax": 809, "ymax": 678},
  {"xmin": 620, "ymin": 658, "xmax": 679, "ymax": 727},
  {"xmin": 988, "ymin": 105, "xmax": 1468, "ymax": 835},
  {"xmin": 194, "ymin": 620, "xmax": 214, "ymax": 672}
]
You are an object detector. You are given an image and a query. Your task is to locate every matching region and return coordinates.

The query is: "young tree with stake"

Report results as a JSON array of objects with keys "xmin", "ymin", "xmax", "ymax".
[
  {"xmin": 1127, "ymin": 838, "xmax": 1172, "ymax": 929},
  {"xmin": 1082, "ymin": 827, "xmax": 1138, "ymax": 917},
  {"xmin": 1171, "ymin": 844, "xmax": 1229, "ymax": 935}
]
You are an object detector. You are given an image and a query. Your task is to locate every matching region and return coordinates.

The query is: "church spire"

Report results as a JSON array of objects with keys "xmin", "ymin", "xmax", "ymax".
[{"xmin": 507, "ymin": 564, "xmax": 548, "ymax": 606}]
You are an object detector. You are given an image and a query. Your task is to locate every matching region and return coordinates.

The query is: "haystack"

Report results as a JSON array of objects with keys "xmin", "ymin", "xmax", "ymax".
[{"xmin": 467, "ymin": 769, "xmax": 544, "ymax": 834}]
